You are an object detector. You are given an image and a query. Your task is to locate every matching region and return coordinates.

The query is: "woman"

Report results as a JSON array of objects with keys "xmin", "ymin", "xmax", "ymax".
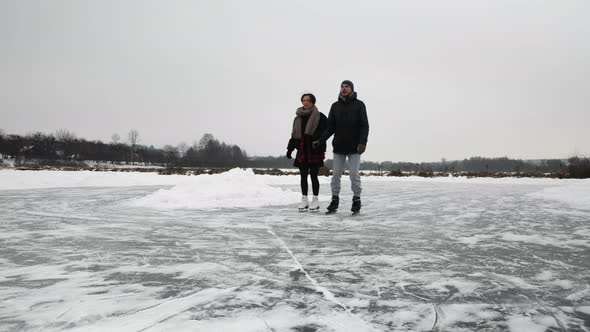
[{"xmin": 286, "ymin": 93, "xmax": 327, "ymax": 212}]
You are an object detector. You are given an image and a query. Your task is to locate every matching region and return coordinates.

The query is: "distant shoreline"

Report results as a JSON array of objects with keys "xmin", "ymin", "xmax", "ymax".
[{"xmin": 0, "ymin": 163, "xmax": 569, "ymax": 179}]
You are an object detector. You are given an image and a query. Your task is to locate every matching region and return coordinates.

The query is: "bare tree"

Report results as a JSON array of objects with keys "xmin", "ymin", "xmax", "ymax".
[
  {"xmin": 198, "ymin": 133, "xmax": 215, "ymax": 150},
  {"xmin": 53, "ymin": 129, "xmax": 76, "ymax": 160},
  {"xmin": 127, "ymin": 129, "xmax": 140, "ymax": 163},
  {"xmin": 177, "ymin": 142, "xmax": 189, "ymax": 158},
  {"xmin": 54, "ymin": 129, "xmax": 76, "ymax": 142},
  {"xmin": 128, "ymin": 129, "xmax": 139, "ymax": 147},
  {"xmin": 163, "ymin": 145, "xmax": 179, "ymax": 165},
  {"xmin": 111, "ymin": 133, "xmax": 121, "ymax": 144}
]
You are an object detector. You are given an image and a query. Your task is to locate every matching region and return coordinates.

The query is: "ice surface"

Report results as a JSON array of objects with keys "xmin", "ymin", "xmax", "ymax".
[
  {"xmin": 1, "ymin": 170, "xmax": 589, "ymax": 331},
  {"xmin": 0, "ymin": 169, "xmax": 186, "ymax": 190},
  {"xmin": 529, "ymin": 180, "xmax": 590, "ymax": 210}
]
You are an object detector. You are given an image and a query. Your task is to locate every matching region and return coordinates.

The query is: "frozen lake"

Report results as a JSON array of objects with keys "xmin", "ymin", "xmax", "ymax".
[{"xmin": 0, "ymin": 170, "xmax": 589, "ymax": 331}]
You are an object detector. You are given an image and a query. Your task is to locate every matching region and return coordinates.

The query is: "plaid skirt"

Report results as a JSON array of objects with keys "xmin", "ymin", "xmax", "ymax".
[{"xmin": 294, "ymin": 135, "xmax": 325, "ymax": 168}]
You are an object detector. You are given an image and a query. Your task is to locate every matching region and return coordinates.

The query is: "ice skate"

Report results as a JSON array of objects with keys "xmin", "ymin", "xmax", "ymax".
[
  {"xmin": 309, "ymin": 196, "xmax": 320, "ymax": 212},
  {"xmin": 351, "ymin": 196, "xmax": 361, "ymax": 215},
  {"xmin": 325, "ymin": 196, "xmax": 339, "ymax": 214},
  {"xmin": 298, "ymin": 195, "xmax": 309, "ymax": 212}
]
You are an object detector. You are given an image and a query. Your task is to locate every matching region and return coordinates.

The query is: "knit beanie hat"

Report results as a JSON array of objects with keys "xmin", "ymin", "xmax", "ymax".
[{"xmin": 341, "ymin": 80, "xmax": 354, "ymax": 92}]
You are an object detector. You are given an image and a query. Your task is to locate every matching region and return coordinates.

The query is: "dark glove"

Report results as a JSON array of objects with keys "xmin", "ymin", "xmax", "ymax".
[
  {"xmin": 357, "ymin": 144, "xmax": 366, "ymax": 154},
  {"xmin": 312, "ymin": 140, "xmax": 321, "ymax": 150},
  {"xmin": 286, "ymin": 150, "xmax": 293, "ymax": 159},
  {"xmin": 287, "ymin": 138, "xmax": 299, "ymax": 151}
]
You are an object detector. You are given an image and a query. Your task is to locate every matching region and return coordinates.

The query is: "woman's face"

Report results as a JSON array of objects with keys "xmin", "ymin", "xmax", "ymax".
[{"xmin": 301, "ymin": 96, "xmax": 313, "ymax": 109}]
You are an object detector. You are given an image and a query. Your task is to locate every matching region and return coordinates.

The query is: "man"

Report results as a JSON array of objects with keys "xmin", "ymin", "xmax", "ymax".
[{"xmin": 313, "ymin": 80, "xmax": 369, "ymax": 214}]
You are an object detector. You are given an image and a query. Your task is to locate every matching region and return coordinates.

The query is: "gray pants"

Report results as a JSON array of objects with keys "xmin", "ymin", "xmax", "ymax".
[{"xmin": 331, "ymin": 153, "xmax": 362, "ymax": 197}]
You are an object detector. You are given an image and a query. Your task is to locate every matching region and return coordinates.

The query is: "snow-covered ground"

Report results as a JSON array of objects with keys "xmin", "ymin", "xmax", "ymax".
[{"xmin": 0, "ymin": 169, "xmax": 589, "ymax": 331}]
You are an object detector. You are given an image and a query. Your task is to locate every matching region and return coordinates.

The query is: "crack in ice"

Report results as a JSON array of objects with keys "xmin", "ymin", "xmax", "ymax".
[{"xmin": 264, "ymin": 214, "xmax": 378, "ymax": 331}]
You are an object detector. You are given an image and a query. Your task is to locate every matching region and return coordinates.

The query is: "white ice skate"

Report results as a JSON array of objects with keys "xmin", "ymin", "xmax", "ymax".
[
  {"xmin": 309, "ymin": 196, "xmax": 320, "ymax": 212},
  {"xmin": 298, "ymin": 195, "xmax": 309, "ymax": 212}
]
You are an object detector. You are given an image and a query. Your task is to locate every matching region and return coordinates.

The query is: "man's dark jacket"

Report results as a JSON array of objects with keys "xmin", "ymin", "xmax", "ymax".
[{"xmin": 319, "ymin": 92, "xmax": 369, "ymax": 154}]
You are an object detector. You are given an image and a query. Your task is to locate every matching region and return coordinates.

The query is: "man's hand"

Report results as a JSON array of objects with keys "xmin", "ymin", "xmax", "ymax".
[
  {"xmin": 357, "ymin": 144, "xmax": 366, "ymax": 154},
  {"xmin": 286, "ymin": 150, "xmax": 293, "ymax": 159}
]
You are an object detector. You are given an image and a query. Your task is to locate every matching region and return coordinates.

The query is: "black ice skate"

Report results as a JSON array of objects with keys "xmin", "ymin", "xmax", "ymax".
[
  {"xmin": 351, "ymin": 196, "xmax": 361, "ymax": 215},
  {"xmin": 325, "ymin": 196, "xmax": 339, "ymax": 214}
]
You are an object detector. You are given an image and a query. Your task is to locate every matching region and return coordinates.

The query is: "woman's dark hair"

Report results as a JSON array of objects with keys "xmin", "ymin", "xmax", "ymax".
[{"xmin": 301, "ymin": 93, "xmax": 316, "ymax": 104}]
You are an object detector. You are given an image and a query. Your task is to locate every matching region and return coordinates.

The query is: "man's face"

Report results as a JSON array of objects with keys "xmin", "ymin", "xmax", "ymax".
[{"xmin": 340, "ymin": 84, "xmax": 352, "ymax": 96}]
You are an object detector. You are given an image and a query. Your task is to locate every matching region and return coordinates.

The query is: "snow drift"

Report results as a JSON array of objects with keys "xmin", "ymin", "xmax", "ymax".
[{"xmin": 128, "ymin": 168, "xmax": 300, "ymax": 210}]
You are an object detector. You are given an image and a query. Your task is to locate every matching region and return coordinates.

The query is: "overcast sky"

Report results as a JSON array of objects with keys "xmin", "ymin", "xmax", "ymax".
[{"xmin": 1, "ymin": 0, "xmax": 589, "ymax": 162}]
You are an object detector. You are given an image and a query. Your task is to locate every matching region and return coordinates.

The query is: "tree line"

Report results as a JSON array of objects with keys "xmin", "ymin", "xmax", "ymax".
[
  {"xmin": 0, "ymin": 129, "xmax": 248, "ymax": 168},
  {"xmin": 360, "ymin": 157, "xmax": 566, "ymax": 173},
  {"xmin": 248, "ymin": 155, "xmax": 590, "ymax": 178},
  {"xmin": 359, "ymin": 156, "xmax": 590, "ymax": 179},
  {"xmin": 1, "ymin": 129, "xmax": 588, "ymax": 178},
  {"xmin": 248, "ymin": 155, "xmax": 567, "ymax": 173}
]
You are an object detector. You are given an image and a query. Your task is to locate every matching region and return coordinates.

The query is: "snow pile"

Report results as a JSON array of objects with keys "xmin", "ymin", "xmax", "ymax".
[
  {"xmin": 0, "ymin": 158, "xmax": 15, "ymax": 168},
  {"xmin": 529, "ymin": 180, "xmax": 590, "ymax": 210},
  {"xmin": 129, "ymin": 168, "xmax": 300, "ymax": 210}
]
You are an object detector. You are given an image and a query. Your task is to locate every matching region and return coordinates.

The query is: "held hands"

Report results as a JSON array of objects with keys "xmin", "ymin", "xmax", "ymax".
[
  {"xmin": 357, "ymin": 144, "xmax": 366, "ymax": 154},
  {"xmin": 312, "ymin": 140, "xmax": 321, "ymax": 150}
]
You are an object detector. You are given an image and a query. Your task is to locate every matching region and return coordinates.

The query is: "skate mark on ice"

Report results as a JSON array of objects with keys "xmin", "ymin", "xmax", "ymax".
[
  {"xmin": 264, "ymin": 215, "xmax": 348, "ymax": 310},
  {"xmin": 260, "ymin": 317, "xmax": 274, "ymax": 332},
  {"xmin": 55, "ymin": 307, "xmax": 72, "ymax": 320},
  {"xmin": 517, "ymin": 293, "xmax": 568, "ymax": 332},
  {"xmin": 71, "ymin": 288, "xmax": 236, "ymax": 332},
  {"xmin": 264, "ymin": 213, "xmax": 379, "ymax": 331},
  {"xmin": 22, "ymin": 210, "xmax": 105, "ymax": 221},
  {"xmin": 430, "ymin": 303, "xmax": 441, "ymax": 332},
  {"xmin": 566, "ymin": 285, "xmax": 590, "ymax": 302},
  {"xmin": 430, "ymin": 285, "xmax": 457, "ymax": 331}
]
